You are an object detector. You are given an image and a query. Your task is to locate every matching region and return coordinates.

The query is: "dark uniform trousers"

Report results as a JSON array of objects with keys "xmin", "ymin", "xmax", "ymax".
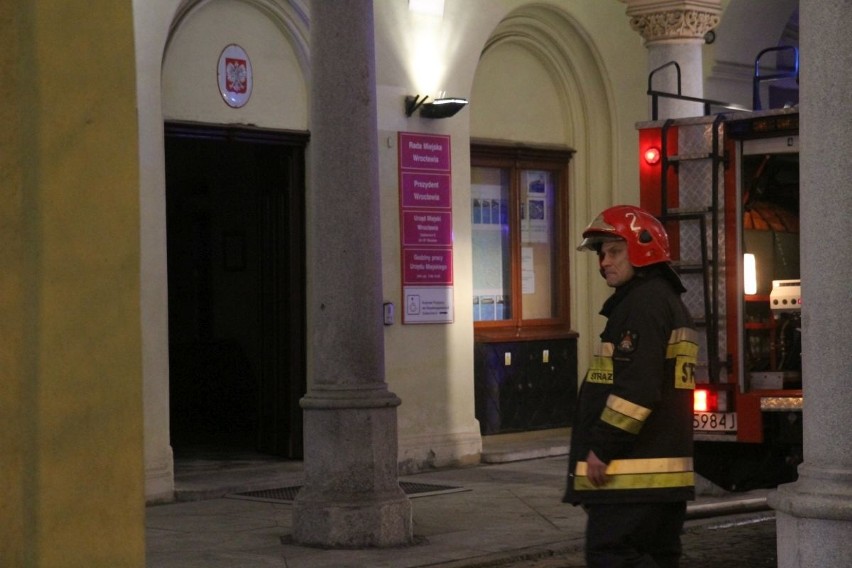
[{"xmin": 585, "ymin": 501, "xmax": 687, "ymax": 568}]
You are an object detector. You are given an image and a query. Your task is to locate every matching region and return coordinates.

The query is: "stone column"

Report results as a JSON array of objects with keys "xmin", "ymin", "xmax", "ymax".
[
  {"xmin": 621, "ymin": 0, "xmax": 721, "ymax": 119},
  {"xmin": 292, "ymin": 0, "xmax": 413, "ymax": 548},
  {"xmin": 767, "ymin": 3, "xmax": 852, "ymax": 567}
]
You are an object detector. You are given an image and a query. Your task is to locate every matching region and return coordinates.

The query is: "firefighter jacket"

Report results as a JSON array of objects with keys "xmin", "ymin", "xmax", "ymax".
[{"xmin": 564, "ymin": 266, "xmax": 698, "ymax": 505}]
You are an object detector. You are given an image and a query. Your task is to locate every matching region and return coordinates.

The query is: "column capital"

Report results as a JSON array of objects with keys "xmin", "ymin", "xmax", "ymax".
[{"xmin": 620, "ymin": 0, "xmax": 721, "ymax": 45}]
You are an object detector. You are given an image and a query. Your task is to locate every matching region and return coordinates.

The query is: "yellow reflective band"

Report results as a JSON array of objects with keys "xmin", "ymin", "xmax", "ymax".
[
  {"xmin": 573, "ymin": 471, "xmax": 695, "ymax": 491},
  {"xmin": 595, "ymin": 342, "xmax": 615, "ymax": 357},
  {"xmin": 585, "ymin": 342, "xmax": 614, "ymax": 385},
  {"xmin": 607, "ymin": 394, "xmax": 652, "ymax": 421},
  {"xmin": 573, "ymin": 457, "xmax": 694, "ymax": 491},
  {"xmin": 575, "ymin": 457, "xmax": 693, "ymax": 476},
  {"xmin": 601, "ymin": 407, "xmax": 642, "ymax": 433},
  {"xmin": 668, "ymin": 328, "xmax": 698, "ymax": 390},
  {"xmin": 666, "ymin": 328, "xmax": 699, "ymax": 359},
  {"xmin": 601, "ymin": 395, "xmax": 652, "ymax": 434}
]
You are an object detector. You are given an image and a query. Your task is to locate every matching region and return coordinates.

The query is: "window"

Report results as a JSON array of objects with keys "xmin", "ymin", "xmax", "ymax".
[{"xmin": 471, "ymin": 142, "xmax": 573, "ymax": 339}]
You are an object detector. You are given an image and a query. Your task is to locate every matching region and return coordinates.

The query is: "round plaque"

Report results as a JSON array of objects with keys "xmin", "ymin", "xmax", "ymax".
[{"xmin": 217, "ymin": 44, "xmax": 252, "ymax": 108}]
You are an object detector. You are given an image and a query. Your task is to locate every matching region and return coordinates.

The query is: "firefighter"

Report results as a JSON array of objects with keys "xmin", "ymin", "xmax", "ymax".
[{"xmin": 564, "ymin": 205, "xmax": 698, "ymax": 568}]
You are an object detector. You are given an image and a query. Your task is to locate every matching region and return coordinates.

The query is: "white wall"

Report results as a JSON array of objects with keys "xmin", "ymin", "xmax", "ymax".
[
  {"xmin": 374, "ymin": 0, "xmax": 483, "ymax": 471},
  {"xmin": 374, "ymin": 0, "xmax": 649, "ymax": 471}
]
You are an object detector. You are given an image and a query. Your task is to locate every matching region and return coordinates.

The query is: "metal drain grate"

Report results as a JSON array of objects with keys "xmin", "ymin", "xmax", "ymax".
[
  {"xmin": 233, "ymin": 486, "xmax": 302, "ymax": 502},
  {"xmin": 228, "ymin": 481, "xmax": 467, "ymax": 503},
  {"xmin": 399, "ymin": 481, "xmax": 468, "ymax": 498}
]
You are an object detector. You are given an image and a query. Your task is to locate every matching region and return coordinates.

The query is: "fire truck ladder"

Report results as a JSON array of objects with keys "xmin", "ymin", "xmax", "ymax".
[
  {"xmin": 659, "ymin": 115, "xmax": 726, "ymax": 384},
  {"xmin": 647, "ymin": 62, "xmax": 738, "ymax": 384}
]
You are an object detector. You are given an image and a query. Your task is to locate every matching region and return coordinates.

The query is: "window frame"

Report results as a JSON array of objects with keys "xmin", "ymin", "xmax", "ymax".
[{"xmin": 471, "ymin": 141, "xmax": 576, "ymax": 342}]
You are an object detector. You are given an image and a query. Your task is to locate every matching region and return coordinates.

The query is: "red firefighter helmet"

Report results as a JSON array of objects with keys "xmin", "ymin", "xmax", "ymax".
[{"xmin": 577, "ymin": 205, "xmax": 672, "ymax": 267}]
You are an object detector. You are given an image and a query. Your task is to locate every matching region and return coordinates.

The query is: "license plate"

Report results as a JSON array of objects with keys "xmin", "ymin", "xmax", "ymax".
[{"xmin": 693, "ymin": 412, "xmax": 737, "ymax": 432}]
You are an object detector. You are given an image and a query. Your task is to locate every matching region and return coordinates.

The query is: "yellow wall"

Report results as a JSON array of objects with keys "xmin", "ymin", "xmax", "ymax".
[{"xmin": 0, "ymin": 2, "xmax": 145, "ymax": 565}]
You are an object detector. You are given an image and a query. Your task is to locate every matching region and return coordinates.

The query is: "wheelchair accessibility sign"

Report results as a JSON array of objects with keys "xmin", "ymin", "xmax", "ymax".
[{"xmin": 404, "ymin": 286, "xmax": 453, "ymax": 324}]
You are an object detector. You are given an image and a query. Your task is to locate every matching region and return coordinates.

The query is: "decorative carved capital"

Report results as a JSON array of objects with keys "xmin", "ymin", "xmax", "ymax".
[{"xmin": 621, "ymin": 1, "xmax": 722, "ymax": 45}]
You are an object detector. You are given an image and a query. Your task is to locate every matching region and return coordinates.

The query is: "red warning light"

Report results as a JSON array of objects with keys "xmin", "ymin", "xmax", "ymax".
[
  {"xmin": 693, "ymin": 388, "xmax": 720, "ymax": 412},
  {"xmin": 643, "ymin": 146, "xmax": 661, "ymax": 165},
  {"xmin": 694, "ymin": 389, "xmax": 708, "ymax": 412}
]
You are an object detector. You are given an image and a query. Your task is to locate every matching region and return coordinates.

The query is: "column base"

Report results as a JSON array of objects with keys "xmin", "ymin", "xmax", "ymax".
[
  {"xmin": 292, "ymin": 386, "xmax": 413, "ymax": 548},
  {"xmin": 768, "ymin": 464, "xmax": 852, "ymax": 568},
  {"xmin": 293, "ymin": 491, "xmax": 412, "ymax": 548}
]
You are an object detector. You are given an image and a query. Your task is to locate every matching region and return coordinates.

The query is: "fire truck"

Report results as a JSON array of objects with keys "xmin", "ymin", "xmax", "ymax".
[{"xmin": 637, "ymin": 47, "xmax": 802, "ymax": 491}]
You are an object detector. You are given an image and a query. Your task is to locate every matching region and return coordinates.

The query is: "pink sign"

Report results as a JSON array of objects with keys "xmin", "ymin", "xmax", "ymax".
[
  {"xmin": 403, "ymin": 249, "xmax": 453, "ymax": 285},
  {"xmin": 402, "ymin": 211, "xmax": 453, "ymax": 246},
  {"xmin": 398, "ymin": 132, "xmax": 454, "ymax": 322},
  {"xmin": 399, "ymin": 133, "xmax": 451, "ymax": 171},
  {"xmin": 401, "ymin": 172, "xmax": 451, "ymax": 209}
]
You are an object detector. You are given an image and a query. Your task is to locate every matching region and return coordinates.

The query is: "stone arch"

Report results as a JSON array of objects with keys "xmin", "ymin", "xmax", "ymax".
[
  {"xmin": 161, "ymin": 0, "xmax": 310, "ymax": 129},
  {"xmin": 142, "ymin": 0, "xmax": 312, "ymax": 501},
  {"xmin": 165, "ymin": 0, "xmax": 310, "ymax": 80},
  {"xmin": 470, "ymin": 3, "xmax": 618, "ymax": 366},
  {"xmin": 474, "ymin": 3, "xmax": 617, "ymax": 218}
]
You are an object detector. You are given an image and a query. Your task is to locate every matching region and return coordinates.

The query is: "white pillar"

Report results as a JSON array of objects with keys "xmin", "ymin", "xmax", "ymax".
[
  {"xmin": 767, "ymin": 2, "xmax": 852, "ymax": 566},
  {"xmin": 291, "ymin": 0, "xmax": 413, "ymax": 548},
  {"xmin": 621, "ymin": 0, "xmax": 722, "ymax": 119}
]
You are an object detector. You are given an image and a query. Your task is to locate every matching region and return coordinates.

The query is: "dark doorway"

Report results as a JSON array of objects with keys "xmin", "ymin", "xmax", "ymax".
[{"xmin": 165, "ymin": 122, "xmax": 307, "ymax": 459}]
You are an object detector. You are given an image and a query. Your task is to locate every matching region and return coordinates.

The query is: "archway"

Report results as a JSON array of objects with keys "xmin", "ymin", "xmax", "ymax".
[
  {"xmin": 469, "ymin": 5, "xmax": 618, "ymax": 410},
  {"xmin": 160, "ymin": 0, "xmax": 310, "ymax": 463}
]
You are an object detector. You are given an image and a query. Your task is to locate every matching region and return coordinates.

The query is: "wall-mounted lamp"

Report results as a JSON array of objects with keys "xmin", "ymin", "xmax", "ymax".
[{"xmin": 405, "ymin": 95, "xmax": 468, "ymax": 119}]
